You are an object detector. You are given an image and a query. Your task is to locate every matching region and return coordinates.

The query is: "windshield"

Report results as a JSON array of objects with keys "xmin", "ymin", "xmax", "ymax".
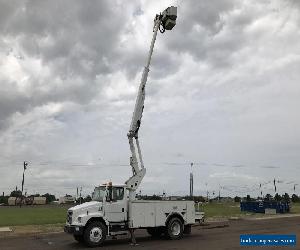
[{"xmin": 92, "ymin": 186, "xmax": 106, "ymax": 201}]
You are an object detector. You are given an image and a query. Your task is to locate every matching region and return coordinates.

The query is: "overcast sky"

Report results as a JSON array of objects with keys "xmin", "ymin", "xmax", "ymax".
[{"xmin": 0, "ymin": 0, "xmax": 300, "ymax": 198}]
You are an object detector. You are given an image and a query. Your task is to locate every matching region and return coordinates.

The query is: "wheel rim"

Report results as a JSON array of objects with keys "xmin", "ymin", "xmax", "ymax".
[
  {"xmin": 89, "ymin": 227, "xmax": 102, "ymax": 243},
  {"xmin": 171, "ymin": 221, "xmax": 181, "ymax": 236}
]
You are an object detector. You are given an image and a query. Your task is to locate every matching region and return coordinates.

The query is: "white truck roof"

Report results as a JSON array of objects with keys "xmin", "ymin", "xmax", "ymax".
[{"xmin": 98, "ymin": 184, "xmax": 126, "ymax": 187}]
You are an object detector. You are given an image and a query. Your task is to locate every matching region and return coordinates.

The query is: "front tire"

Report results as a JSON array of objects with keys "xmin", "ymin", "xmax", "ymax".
[
  {"xmin": 83, "ymin": 221, "xmax": 107, "ymax": 247},
  {"xmin": 166, "ymin": 217, "xmax": 183, "ymax": 240}
]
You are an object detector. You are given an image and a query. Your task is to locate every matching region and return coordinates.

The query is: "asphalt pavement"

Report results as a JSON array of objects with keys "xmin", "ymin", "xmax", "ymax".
[{"xmin": 0, "ymin": 217, "xmax": 299, "ymax": 250}]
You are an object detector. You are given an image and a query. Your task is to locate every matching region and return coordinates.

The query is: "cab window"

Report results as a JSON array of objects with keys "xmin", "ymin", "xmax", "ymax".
[{"xmin": 113, "ymin": 187, "xmax": 124, "ymax": 201}]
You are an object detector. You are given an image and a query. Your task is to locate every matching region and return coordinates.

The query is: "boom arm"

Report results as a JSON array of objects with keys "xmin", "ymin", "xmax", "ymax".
[{"xmin": 125, "ymin": 7, "xmax": 177, "ymax": 195}]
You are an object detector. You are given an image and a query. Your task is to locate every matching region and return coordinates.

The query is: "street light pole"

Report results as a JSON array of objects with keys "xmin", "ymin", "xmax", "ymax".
[
  {"xmin": 20, "ymin": 161, "xmax": 28, "ymax": 207},
  {"xmin": 190, "ymin": 162, "xmax": 194, "ymax": 197}
]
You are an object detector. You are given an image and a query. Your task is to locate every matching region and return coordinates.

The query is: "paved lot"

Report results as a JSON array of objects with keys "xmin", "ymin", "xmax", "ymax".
[{"xmin": 0, "ymin": 217, "xmax": 299, "ymax": 250}]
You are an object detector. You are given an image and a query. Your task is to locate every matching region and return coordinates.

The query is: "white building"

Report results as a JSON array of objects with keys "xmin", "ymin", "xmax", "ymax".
[
  {"xmin": 33, "ymin": 197, "xmax": 46, "ymax": 205},
  {"xmin": 59, "ymin": 196, "xmax": 76, "ymax": 204}
]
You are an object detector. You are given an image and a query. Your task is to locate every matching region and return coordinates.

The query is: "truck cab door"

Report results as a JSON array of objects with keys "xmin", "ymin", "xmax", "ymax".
[{"xmin": 104, "ymin": 187, "xmax": 127, "ymax": 222}]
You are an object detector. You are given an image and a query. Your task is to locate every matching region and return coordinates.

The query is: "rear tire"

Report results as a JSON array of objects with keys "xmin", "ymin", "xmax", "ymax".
[
  {"xmin": 166, "ymin": 217, "xmax": 183, "ymax": 240},
  {"xmin": 83, "ymin": 221, "xmax": 107, "ymax": 247}
]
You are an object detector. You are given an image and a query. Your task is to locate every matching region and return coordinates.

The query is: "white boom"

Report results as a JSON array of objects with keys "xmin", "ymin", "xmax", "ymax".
[{"xmin": 125, "ymin": 7, "xmax": 177, "ymax": 197}]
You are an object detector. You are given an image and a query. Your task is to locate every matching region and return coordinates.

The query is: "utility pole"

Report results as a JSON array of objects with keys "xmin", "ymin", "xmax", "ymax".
[
  {"xmin": 76, "ymin": 187, "xmax": 79, "ymax": 203},
  {"xmin": 190, "ymin": 163, "xmax": 193, "ymax": 198},
  {"xmin": 80, "ymin": 187, "xmax": 82, "ymax": 204},
  {"xmin": 218, "ymin": 185, "xmax": 224, "ymax": 202},
  {"xmin": 205, "ymin": 183, "xmax": 209, "ymax": 202},
  {"xmin": 20, "ymin": 161, "xmax": 28, "ymax": 207},
  {"xmin": 259, "ymin": 183, "xmax": 262, "ymax": 199},
  {"xmin": 294, "ymin": 184, "xmax": 298, "ymax": 193}
]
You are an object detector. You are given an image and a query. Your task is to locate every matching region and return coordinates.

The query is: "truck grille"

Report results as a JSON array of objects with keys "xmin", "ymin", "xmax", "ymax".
[{"xmin": 67, "ymin": 211, "xmax": 73, "ymax": 224}]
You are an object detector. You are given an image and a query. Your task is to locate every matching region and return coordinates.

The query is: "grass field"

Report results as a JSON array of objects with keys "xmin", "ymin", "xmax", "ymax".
[
  {"xmin": 291, "ymin": 202, "xmax": 300, "ymax": 213},
  {"xmin": 201, "ymin": 202, "xmax": 242, "ymax": 218},
  {"xmin": 0, "ymin": 205, "xmax": 69, "ymax": 227},
  {"xmin": 0, "ymin": 202, "xmax": 299, "ymax": 227}
]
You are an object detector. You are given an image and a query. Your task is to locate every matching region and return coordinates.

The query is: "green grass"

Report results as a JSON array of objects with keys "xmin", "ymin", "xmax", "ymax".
[
  {"xmin": 290, "ymin": 202, "xmax": 300, "ymax": 214},
  {"xmin": 0, "ymin": 205, "xmax": 69, "ymax": 226},
  {"xmin": 200, "ymin": 202, "xmax": 300, "ymax": 218},
  {"xmin": 1, "ymin": 202, "xmax": 300, "ymax": 227},
  {"xmin": 201, "ymin": 202, "xmax": 242, "ymax": 218}
]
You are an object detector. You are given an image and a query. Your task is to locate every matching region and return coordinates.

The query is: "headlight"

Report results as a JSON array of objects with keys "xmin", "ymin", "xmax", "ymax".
[{"xmin": 77, "ymin": 216, "xmax": 82, "ymax": 223}]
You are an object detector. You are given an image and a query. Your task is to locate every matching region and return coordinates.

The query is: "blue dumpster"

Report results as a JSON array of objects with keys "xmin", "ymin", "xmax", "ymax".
[{"xmin": 240, "ymin": 201, "xmax": 290, "ymax": 213}]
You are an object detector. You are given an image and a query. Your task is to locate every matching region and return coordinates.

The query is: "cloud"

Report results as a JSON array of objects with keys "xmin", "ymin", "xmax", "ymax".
[
  {"xmin": 209, "ymin": 172, "xmax": 259, "ymax": 181},
  {"xmin": 260, "ymin": 165, "xmax": 280, "ymax": 169},
  {"xmin": 0, "ymin": 0, "xmax": 299, "ymax": 197},
  {"xmin": 0, "ymin": 0, "xmax": 139, "ymax": 130}
]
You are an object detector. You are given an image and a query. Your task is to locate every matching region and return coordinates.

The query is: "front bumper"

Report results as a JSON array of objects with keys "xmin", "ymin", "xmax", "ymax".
[{"xmin": 64, "ymin": 225, "xmax": 84, "ymax": 235}]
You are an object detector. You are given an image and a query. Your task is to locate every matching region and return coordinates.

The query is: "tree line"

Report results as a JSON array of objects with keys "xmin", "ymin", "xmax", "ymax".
[
  {"xmin": 0, "ymin": 189, "xmax": 92, "ymax": 205},
  {"xmin": 235, "ymin": 193, "xmax": 300, "ymax": 203},
  {"xmin": 1, "ymin": 189, "xmax": 299, "ymax": 205}
]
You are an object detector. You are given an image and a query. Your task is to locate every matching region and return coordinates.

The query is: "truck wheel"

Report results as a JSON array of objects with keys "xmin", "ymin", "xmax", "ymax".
[
  {"xmin": 73, "ymin": 235, "xmax": 84, "ymax": 243},
  {"xmin": 166, "ymin": 217, "xmax": 183, "ymax": 240},
  {"xmin": 83, "ymin": 221, "xmax": 106, "ymax": 247},
  {"xmin": 147, "ymin": 227, "xmax": 163, "ymax": 238}
]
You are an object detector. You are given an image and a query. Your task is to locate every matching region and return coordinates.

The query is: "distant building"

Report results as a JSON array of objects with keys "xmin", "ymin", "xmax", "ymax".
[
  {"xmin": 33, "ymin": 197, "xmax": 46, "ymax": 205},
  {"xmin": 8, "ymin": 197, "xmax": 24, "ymax": 206},
  {"xmin": 59, "ymin": 196, "xmax": 76, "ymax": 204},
  {"xmin": 168, "ymin": 196, "xmax": 182, "ymax": 201},
  {"xmin": 8, "ymin": 197, "xmax": 16, "ymax": 206}
]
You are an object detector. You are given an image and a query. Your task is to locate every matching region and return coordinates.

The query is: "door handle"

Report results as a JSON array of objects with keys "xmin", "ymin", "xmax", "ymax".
[{"xmin": 122, "ymin": 208, "xmax": 124, "ymax": 212}]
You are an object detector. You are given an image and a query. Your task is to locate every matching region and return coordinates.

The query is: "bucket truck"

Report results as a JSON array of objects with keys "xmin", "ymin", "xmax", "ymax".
[{"xmin": 64, "ymin": 6, "xmax": 204, "ymax": 247}]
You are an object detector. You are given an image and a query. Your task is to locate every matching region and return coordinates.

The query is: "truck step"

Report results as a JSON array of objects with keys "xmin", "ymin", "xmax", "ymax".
[{"xmin": 110, "ymin": 231, "xmax": 128, "ymax": 236}]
